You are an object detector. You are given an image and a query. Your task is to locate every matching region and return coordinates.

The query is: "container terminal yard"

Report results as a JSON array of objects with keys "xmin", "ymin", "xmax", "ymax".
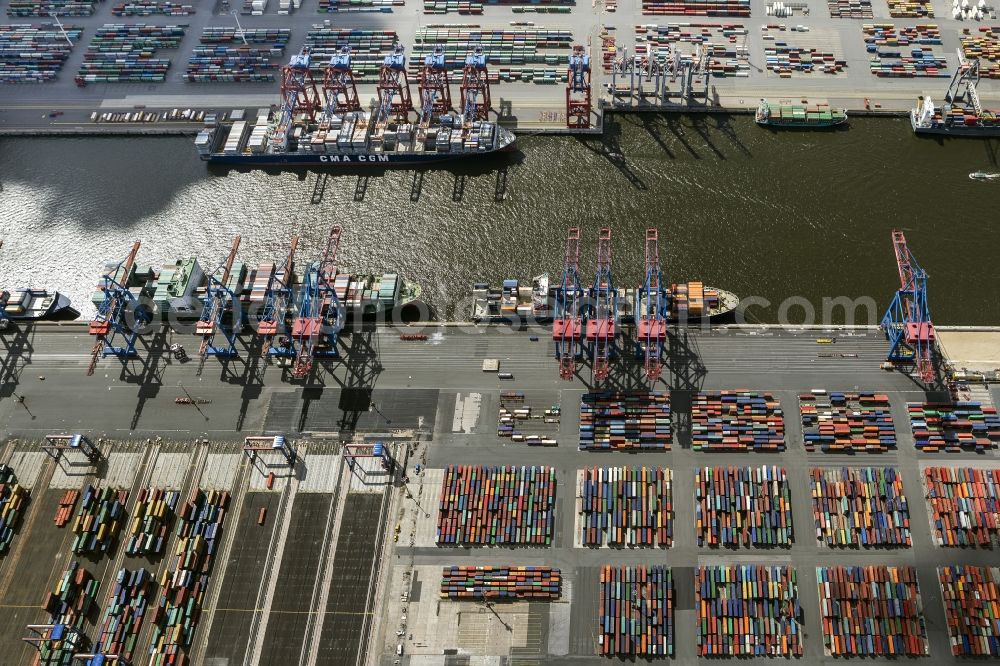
[
  {"xmin": 1, "ymin": 227, "xmax": 1000, "ymax": 665},
  {"xmin": 4, "ymin": 0, "xmax": 1000, "ymax": 134}
]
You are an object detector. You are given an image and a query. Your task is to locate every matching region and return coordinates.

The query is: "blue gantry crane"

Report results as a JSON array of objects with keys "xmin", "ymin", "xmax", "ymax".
[
  {"xmin": 290, "ymin": 225, "xmax": 345, "ymax": 378},
  {"xmin": 637, "ymin": 228, "xmax": 668, "ymax": 382},
  {"xmin": 552, "ymin": 227, "xmax": 584, "ymax": 380},
  {"xmin": 881, "ymin": 229, "xmax": 936, "ymax": 383},
  {"xmin": 195, "ymin": 235, "xmax": 244, "ymax": 360},
  {"xmin": 88, "ymin": 241, "xmax": 149, "ymax": 376},
  {"xmin": 258, "ymin": 235, "xmax": 299, "ymax": 358},
  {"xmin": 587, "ymin": 227, "xmax": 618, "ymax": 384}
]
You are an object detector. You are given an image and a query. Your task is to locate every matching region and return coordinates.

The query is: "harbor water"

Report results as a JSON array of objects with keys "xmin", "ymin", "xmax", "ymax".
[{"xmin": 1, "ymin": 113, "xmax": 998, "ymax": 324}]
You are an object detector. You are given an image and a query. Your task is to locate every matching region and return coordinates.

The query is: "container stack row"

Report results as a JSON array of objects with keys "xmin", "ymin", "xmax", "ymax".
[
  {"xmin": 497, "ymin": 391, "xmax": 559, "ymax": 446},
  {"xmin": 908, "ymin": 401, "xmax": 1000, "ymax": 452},
  {"xmin": 809, "ymin": 467, "xmax": 911, "ymax": 548},
  {"xmin": 0, "ymin": 464, "xmax": 28, "ymax": 554},
  {"xmin": 924, "ymin": 466, "xmax": 1000, "ymax": 547},
  {"xmin": 185, "ymin": 27, "xmax": 290, "ymax": 82},
  {"xmin": 863, "ymin": 24, "xmax": 947, "ymax": 78},
  {"xmin": 696, "ymin": 465, "xmax": 793, "ymax": 547},
  {"xmin": 126, "ymin": 487, "xmax": 179, "ymax": 557},
  {"xmin": 763, "ymin": 42, "xmax": 846, "ymax": 75},
  {"xmin": 800, "ymin": 391, "xmax": 896, "ymax": 452},
  {"xmin": 411, "ymin": 27, "xmax": 573, "ymax": 84},
  {"xmin": 71, "ymin": 484, "xmax": 128, "ymax": 555},
  {"xmin": 599, "ymin": 565, "xmax": 673, "ymax": 657},
  {"xmin": 828, "ymin": 0, "xmax": 872, "ymax": 17},
  {"xmin": 887, "ymin": 0, "xmax": 933, "ymax": 17},
  {"xmin": 578, "ymin": 467, "xmax": 673, "ymax": 547},
  {"xmin": 7, "ymin": 0, "xmax": 96, "ymax": 16},
  {"xmin": 961, "ymin": 27, "xmax": 1000, "ymax": 78},
  {"xmin": 817, "ymin": 565, "xmax": 929, "ymax": 656},
  {"xmin": 938, "ymin": 565, "xmax": 1000, "ymax": 656},
  {"xmin": 54, "ymin": 488, "xmax": 80, "ymax": 527},
  {"xmin": 94, "ymin": 567, "xmax": 155, "ymax": 660},
  {"xmin": 75, "ymin": 23, "xmax": 186, "ymax": 86},
  {"xmin": 579, "ymin": 391, "xmax": 671, "ymax": 451},
  {"xmin": 691, "ymin": 390, "xmax": 785, "ymax": 451},
  {"xmin": 423, "ymin": 0, "xmax": 484, "ymax": 13},
  {"xmin": 320, "ymin": 0, "xmax": 403, "ymax": 10},
  {"xmin": 641, "ymin": 0, "xmax": 750, "ymax": 17},
  {"xmin": 111, "ymin": 1, "xmax": 194, "ymax": 15},
  {"xmin": 0, "ymin": 23, "xmax": 82, "ymax": 82},
  {"xmin": 436, "ymin": 465, "xmax": 555, "ymax": 546},
  {"xmin": 43, "ymin": 561, "xmax": 100, "ymax": 630},
  {"xmin": 440, "ymin": 565, "xmax": 561, "ymax": 599},
  {"xmin": 697, "ymin": 565, "xmax": 803, "ymax": 656},
  {"xmin": 304, "ymin": 27, "xmax": 398, "ymax": 82},
  {"xmin": 149, "ymin": 489, "xmax": 229, "ymax": 664},
  {"xmin": 634, "ymin": 23, "xmax": 750, "ymax": 78}
]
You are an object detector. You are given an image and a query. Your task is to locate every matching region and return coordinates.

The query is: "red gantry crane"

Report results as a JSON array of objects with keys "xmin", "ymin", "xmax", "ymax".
[
  {"xmin": 881, "ymin": 230, "xmax": 936, "ymax": 383},
  {"xmin": 195, "ymin": 235, "xmax": 243, "ymax": 360},
  {"xmin": 553, "ymin": 227, "xmax": 584, "ymax": 380},
  {"xmin": 322, "ymin": 46, "xmax": 362, "ymax": 114},
  {"xmin": 587, "ymin": 227, "xmax": 617, "ymax": 384},
  {"xmin": 375, "ymin": 43, "xmax": 413, "ymax": 125},
  {"xmin": 637, "ymin": 228, "xmax": 668, "ymax": 382},
  {"xmin": 290, "ymin": 225, "xmax": 345, "ymax": 378},
  {"xmin": 418, "ymin": 44, "xmax": 452, "ymax": 127},
  {"xmin": 88, "ymin": 241, "xmax": 149, "ymax": 376},
  {"xmin": 460, "ymin": 45, "xmax": 491, "ymax": 121},
  {"xmin": 257, "ymin": 235, "xmax": 299, "ymax": 358},
  {"xmin": 566, "ymin": 45, "xmax": 592, "ymax": 129}
]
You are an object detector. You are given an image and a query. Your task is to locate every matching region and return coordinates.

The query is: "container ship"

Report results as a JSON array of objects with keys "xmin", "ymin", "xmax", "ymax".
[
  {"xmin": 194, "ymin": 47, "xmax": 516, "ymax": 167},
  {"xmin": 911, "ymin": 55, "xmax": 1000, "ymax": 137},
  {"xmin": 0, "ymin": 289, "xmax": 78, "ymax": 322},
  {"xmin": 472, "ymin": 276, "xmax": 738, "ymax": 323},
  {"xmin": 755, "ymin": 99, "xmax": 847, "ymax": 128},
  {"xmin": 92, "ymin": 255, "xmax": 420, "ymax": 322}
]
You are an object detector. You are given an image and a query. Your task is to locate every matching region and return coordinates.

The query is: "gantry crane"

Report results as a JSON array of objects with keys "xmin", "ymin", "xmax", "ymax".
[
  {"xmin": 274, "ymin": 48, "xmax": 322, "ymax": 151},
  {"xmin": 88, "ymin": 241, "xmax": 149, "ymax": 376},
  {"xmin": 322, "ymin": 46, "xmax": 362, "ymax": 115},
  {"xmin": 258, "ymin": 236, "xmax": 298, "ymax": 358},
  {"xmin": 881, "ymin": 230, "xmax": 936, "ymax": 383},
  {"xmin": 637, "ymin": 228, "xmax": 668, "ymax": 382},
  {"xmin": 375, "ymin": 43, "xmax": 413, "ymax": 125},
  {"xmin": 566, "ymin": 45, "xmax": 592, "ymax": 129},
  {"xmin": 552, "ymin": 227, "xmax": 584, "ymax": 380},
  {"xmin": 290, "ymin": 225, "xmax": 345, "ymax": 378},
  {"xmin": 195, "ymin": 235, "xmax": 243, "ymax": 360},
  {"xmin": 418, "ymin": 44, "xmax": 452, "ymax": 128},
  {"xmin": 0, "ymin": 240, "xmax": 10, "ymax": 331},
  {"xmin": 587, "ymin": 228, "xmax": 617, "ymax": 384},
  {"xmin": 460, "ymin": 45, "xmax": 491, "ymax": 122}
]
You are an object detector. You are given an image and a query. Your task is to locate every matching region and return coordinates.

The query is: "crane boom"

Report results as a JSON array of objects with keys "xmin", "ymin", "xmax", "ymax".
[
  {"xmin": 881, "ymin": 230, "xmax": 936, "ymax": 383},
  {"xmin": 197, "ymin": 235, "xmax": 242, "ymax": 359},
  {"xmin": 638, "ymin": 228, "xmax": 668, "ymax": 382},
  {"xmin": 291, "ymin": 225, "xmax": 345, "ymax": 378},
  {"xmin": 553, "ymin": 227, "xmax": 583, "ymax": 380},
  {"xmin": 88, "ymin": 241, "xmax": 143, "ymax": 375}
]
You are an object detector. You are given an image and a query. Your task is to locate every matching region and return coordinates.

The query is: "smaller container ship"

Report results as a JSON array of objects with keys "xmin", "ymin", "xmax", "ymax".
[
  {"xmin": 0, "ymin": 289, "xmax": 78, "ymax": 322},
  {"xmin": 755, "ymin": 99, "xmax": 847, "ymax": 128},
  {"xmin": 912, "ymin": 54, "xmax": 1000, "ymax": 137},
  {"xmin": 472, "ymin": 277, "xmax": 738, "ymax": 323}
]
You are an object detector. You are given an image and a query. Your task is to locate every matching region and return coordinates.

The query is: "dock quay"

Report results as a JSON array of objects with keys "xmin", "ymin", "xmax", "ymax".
[
  {"xmin": 1, "ymin": 321, "xmax": 1000, "ymax": 664},
  {"xmin": 3, "ymin": 0, "xmax": 1000, "ymax": 135}
]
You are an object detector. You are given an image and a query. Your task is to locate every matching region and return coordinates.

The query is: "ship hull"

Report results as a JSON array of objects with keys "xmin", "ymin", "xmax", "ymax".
[
  {"xmin": 756, "ymin": 118, "xmax": 847, "ymax": 129},
  {"xmin": 1, "ymin": 291, "xmax": 78, "ymax": 322},
  {"xmin": 910, "ymin": 109, "xmax": 1000, "ymax": 136},
  {"xmin": 203, "ymin": 145, "xmax": 515, "ymax": 167}
]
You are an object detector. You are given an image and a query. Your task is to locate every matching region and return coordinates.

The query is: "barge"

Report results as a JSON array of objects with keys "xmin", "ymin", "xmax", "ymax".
[{"xmin": 755, "ymin": 99, "xmax": 847, "ymax": 128}]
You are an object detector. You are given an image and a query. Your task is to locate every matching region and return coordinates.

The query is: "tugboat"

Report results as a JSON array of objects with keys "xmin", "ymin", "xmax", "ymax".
[
  {"xmin": 755, "ymin": 99, "xmax": 848, "ymax": 128},
  {"xmin": 969, "ymin": 171, "xmax": 1000, "ymax": 181}
]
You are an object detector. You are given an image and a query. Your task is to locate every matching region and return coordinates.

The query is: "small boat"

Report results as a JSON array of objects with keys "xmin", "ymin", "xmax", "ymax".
[
  {"xmin": 755, "ymin": 99, "xmax": 847, "ymax": 129},
  {"xmin": 969, "ymin": 171, "xmax": 1000, "ymax": 180}
]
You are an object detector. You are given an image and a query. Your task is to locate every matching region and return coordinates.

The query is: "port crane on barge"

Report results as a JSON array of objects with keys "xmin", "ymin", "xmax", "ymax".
[
  {"xmin": 322, "ymin": 46, "xmax": 362, "ymax": 114},
  {"xmin": 289, "ymin": 225, "xmax": 345, "ymax": 378},
  {"xmin": 552, "ymin": 227, "xmax": 584, "ymax": 380},
  {"xmin": 637, "ymin": 228, "xmax": 669, "ymax": 382},
  {"xmin": 588, "ymin": 227, "xmax": 617, "ymax": 384},
  {"xmin": 195, "ymin": 235, "xmax": 243, "ymax": 362},
  {"xmin": 257, "ymin": 236, "xmax": 298, "ymax": 358},
  {"xmin": 87, "ymin": 241, "xmax": 149, "ymax": 376},
  {"xmin": 881, "ymin": 230, "xmax": 936, "ymax": 383}
]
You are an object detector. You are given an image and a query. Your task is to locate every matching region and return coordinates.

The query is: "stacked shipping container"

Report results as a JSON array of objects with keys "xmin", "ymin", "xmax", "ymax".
[
  {"xmin": 440, "ymin": 565, "xmax": 561, "ymax": 599},
  {"xmin": 185, "ymin": 27, "xmax": 290, "ymax": 82},
  {"xmin": 94, "ymin": 567, "xmax": 155, "ymax": 660},
  {"xmin": 579, "ymin": 392, "xmax": 671, "ymax": 450},
  {"xmin": 800, "ymin": 391, "xmax": 896, "ymax": 452},
  {"xmin": 908, "ymin": 401, "xmax": 1000, "ymax": 451},
  {"xmin": 828, "ymin": 0, "xmax": 872, "ymax": 16},
  {"xmin": 75, "ymin": 23, "xmax": 186, "ymax": 85},
  {"xmin": 863, "ymin": 24, "xmax": 948, "ymax": 78},
  {"xmin": 697, "ymin": 565, "xmax": 803, "ymax": 656},
  {"xmin": 0, "ymin": 23, "xmax": 82, "ymax": 82},
  {"xmin": 938, "ymin": 565, "xmax": 1000, "ymax": 656},
  {"xmin": 436, "ymin": 465, "xmax": 555, "ymax": 546},
  {"xmin": 303, "ymin": 28, "xmax": 399, "ymax": 83},
  {"xmin": 691, "ymin": 390, "xmax": 785, "ymax": 451},
  {"xmin": 54, "ymin": 488, "xmax": 80, "ymax": 527},
  {"xmin": 6, "ymin": 0, "xmax": 96, "ymax": 15},
  {"xmin": 961, "ymin": 27, "xmax": 1000, "ymax": 78},
  {"xmin": 641, "ymin": 0, "xmax": 751, "ymax": 17},
  {"xmin": 887, "ymin": 0, "xmax": 933, "ymax": 16},
  {"xmin": 924, "ymin": 467, "xmax": 1000, "ymax": 547},
  {"xmin": 43, "ymin": 561, "xmax": 100, "ymax": 630},
  {"xmin": 0, "ymin": 464, "xmax": 28, "ymax": 554},
  {"xmin": 149, "ymin": 489, "xmax": 229, "ymax": 665},
  {"xmin": 412, "ymin": 27, "xmax": 573, "ymax": 84},
  {"xmin": 126, "ymin": 487, "xmax": 179, "ymax": 557},
  {"xmin": 497, "ymin": 391, "xmax": 559, "ymax": 445},
  {"xmin": 578, "ymin": 466, "xmax": 673, "ymax": 547},
  {"xmin": 809, "ymin": 467, "xmax": 911, "ymax": 547},
  {"xmin": 71, "ymin": 484, "xmax": 129, "ymax": 555},
  {"xmin": 696, "ymin": 466, "xmax": 793, "ymax": 547},
  {"xmin": 634, "ymin": 23, "xmax": 750, "ymax": 78},
  {"xmin": 599, "ymin": 565, "xmax": 673, "ymax": 657},
  {"xmin": 112, "ymin": 1, "xmax": 194, "ymax": 15},
  {"xmin": 817, "ymin": 565, "xmax": 929, "ymax": 656}
]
